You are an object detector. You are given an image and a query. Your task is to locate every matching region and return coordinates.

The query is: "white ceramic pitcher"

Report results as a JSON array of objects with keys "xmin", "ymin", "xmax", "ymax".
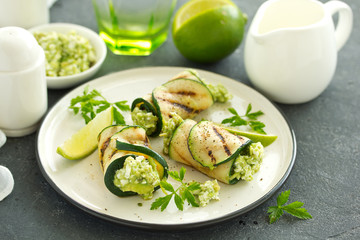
[{"xmin": 244, "ymin": 0, "xmax": 353, "ymax": 104}]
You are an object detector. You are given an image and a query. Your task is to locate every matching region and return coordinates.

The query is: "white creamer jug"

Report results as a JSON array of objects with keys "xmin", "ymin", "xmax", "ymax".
[
  {"xmin": 244, "ymin": 0, "xmax": 353, "ymax": 104},
  {"xmin": 0, "ymin": 27, "xmax": 48, "ymax": 137}
]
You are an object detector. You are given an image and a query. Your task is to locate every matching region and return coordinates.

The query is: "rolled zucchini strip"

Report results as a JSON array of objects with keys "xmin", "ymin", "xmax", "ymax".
[
  {"xmin": 97, "ymin": 125, "xmax": 168, "ymax": 198},
  {"xmin": 131, "ymin": 70, "xmax": 231, "ymax": 136},
  {"xmin": 131, "ymin": 94, "xmax": 162, "ymax": 137},
  {"xmin": 168, "ymin": 119, "xmax": 264, "ymax": 184}
]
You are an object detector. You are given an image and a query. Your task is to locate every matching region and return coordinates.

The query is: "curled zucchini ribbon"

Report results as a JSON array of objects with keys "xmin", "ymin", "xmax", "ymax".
[
  {"xmin": 97, "ymin": 125, "xmax": 168, "ymax": 197},
  {"xmin": 168, "ymin": 119, "xmax": 264, "ymax": 185},
  {"xmin": 131, "ymin": 70, "xmax": 216, "ymax": 137}
]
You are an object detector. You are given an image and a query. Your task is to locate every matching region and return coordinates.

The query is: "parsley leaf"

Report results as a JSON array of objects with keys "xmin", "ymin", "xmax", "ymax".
[
  {"xmin": 221, "ymin": 104, "xmax": 266, "ymax": 134},
  {"xmin": 69, "ymin": 86, "xmax": 130, "ymax": 124},
  {"xmin": 268, "ymin": 190, "xmax": 312, "ymax": 224},
  {"xmin": 150, "ymin": 167, "xmax": 202, "ymax": 211}
]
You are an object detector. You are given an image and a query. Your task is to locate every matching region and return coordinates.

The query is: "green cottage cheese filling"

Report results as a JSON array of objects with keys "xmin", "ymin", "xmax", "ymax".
[
  {"xmin": 230, "ymin": 142, "xmax": 264, "ymax": 181},
  {"xmin": 33, "ymin": 31, "xmax": 96, "ymax": 77},
  {"xmin": 160, "ymin": 112, "xmax": 183, "ymax": 154},
  {"xmin": 131, "ymin": 107, "xmax": 158, "ymax": 136},
  {"xmin": 187, "ymin": 69, "xmax": 232, "ymax": 103},
  {"xmin": 113, "ymin": 155, "xmax": 160, "ymax": 200},
  {"xmin": 183, "ymin": 180, "xmax": 220, "ymax": 207},
  {"xmin": 206, "ymin": 83, "xmax": 233, "ymax": 103}
]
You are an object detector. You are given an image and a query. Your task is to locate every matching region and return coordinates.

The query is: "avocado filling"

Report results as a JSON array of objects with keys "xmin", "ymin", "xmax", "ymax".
[
  {"xmin": 188, "ymin": 69, "xmax": 232, "ymax": 103},
  {"xmin": 113, "ymin": 155, "xmax": 160, "ymax": 200},
  {"xmin": 230, "ymin": 142, "xmax": 264, "ymax": 181},
  {"xmin": 181, "ymin": 180, "xmax": 220, "ymax": 207},
  {"xmin": 206, "ymin": 83, "xmax": 233, "ymax": 103},
  {"xmin": 131, "ymin": 106, "xmax": 158, "ymax": 136},
  {"xmin": 160, "ymin": 113, "xmax": 184, "ymax": 154}
]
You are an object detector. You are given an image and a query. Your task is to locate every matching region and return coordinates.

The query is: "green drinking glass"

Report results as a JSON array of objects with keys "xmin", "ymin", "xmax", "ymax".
[{"xmin": 92, "ymin": 0, "xmax": 177, "ymax": 56}]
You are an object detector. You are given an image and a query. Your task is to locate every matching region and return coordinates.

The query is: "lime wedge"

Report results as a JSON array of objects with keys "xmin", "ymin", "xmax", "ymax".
[
  {"xmin": 224, "ymin": 126, "xmax": 277, "ymax": 147},
  {"xmin": 57, "ymin": 107, "xmax": 114, "ymax": 160}
]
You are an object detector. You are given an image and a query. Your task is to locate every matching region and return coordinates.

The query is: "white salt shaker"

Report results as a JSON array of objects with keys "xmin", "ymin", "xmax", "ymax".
[
  {"xmin": 0, "ymin": 27, "xmax": 48, "ymax": 137},
  {"xmin": 0, "ymin": 0, "xmax": 49, "ymax": 29}
]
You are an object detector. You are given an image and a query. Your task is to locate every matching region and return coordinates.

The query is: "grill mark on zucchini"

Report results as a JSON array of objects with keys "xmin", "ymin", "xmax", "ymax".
[
  {"xmin": 170, "ymin": 90, "xmax": 196, "ymax": 96},
  {"xmin": 235, "ymin": 135, "xmax": 245, "ymax": 141},
  {"xmin": 157, "ymin": 97, "xmax": 199, "ymax": 114},
  {"xmin": 109, "ymin": 149, "xmax": 117, "ymax": 159},
  {"xmin": 100, "ymin": 138, "xmax": 110, "ymax": 157},
  {"xmin": 212, "ymin": 126, "xmax": 232, "ymax": 156},
  {"xmin": 207, "ymin": 149, "xmax": 217, "ymax": 164}
]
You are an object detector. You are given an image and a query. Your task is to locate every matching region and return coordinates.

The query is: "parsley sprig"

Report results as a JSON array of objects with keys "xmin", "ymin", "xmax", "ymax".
[
  {"xmin": 69, "ymin": 86, "xmax": 130, "ymax": 124},
  {"xmin": 268, "ymin": 190, "xmax": 312, "ymax": 224},
  {"xmin": 221, "ymin": 104, "xmax": 266, "ymax": 134},
  {"xmin": 151, "ymin": 167, "xmax": 201, "ymax": 211}
]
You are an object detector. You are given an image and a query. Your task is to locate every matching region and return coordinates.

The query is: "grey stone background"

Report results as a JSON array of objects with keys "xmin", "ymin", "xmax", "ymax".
[{"xmin": 0, "ymin": 0, "xmax": 359, "ymax": 239}]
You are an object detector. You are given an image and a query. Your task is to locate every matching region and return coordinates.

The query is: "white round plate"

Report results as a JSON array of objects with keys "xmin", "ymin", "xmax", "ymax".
[{"xmin": 36, "ymin": 67, "xmax": 296, "ymax": 230}]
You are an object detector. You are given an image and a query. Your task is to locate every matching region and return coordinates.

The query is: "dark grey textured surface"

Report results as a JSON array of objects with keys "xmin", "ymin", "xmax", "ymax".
[{"xmin": 1, "ymin": 0, "xmax": 359, "ymax": 239}]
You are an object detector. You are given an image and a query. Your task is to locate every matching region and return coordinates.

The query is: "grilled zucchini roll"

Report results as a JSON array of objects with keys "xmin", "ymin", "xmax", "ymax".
[
  {"xmin": 131, "ymin": 70, "xmax": 231, "ymax": 136},
  {"xmin": 97, "ymin": 125, "xmax": 168, "ymax": 199},
  {"xmin": 168, "ymin": 119, "xmax": 264, "ymax": 184}
]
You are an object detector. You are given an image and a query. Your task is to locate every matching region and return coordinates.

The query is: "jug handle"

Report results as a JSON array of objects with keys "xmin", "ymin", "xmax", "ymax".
[{"xmin": 324, "ymin": 0, "xmax": 353, "ymax": 51}]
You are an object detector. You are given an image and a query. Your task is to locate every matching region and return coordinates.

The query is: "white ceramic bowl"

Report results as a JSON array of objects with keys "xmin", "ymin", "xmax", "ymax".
[{"xmin": 29, "ymin": 23, "xmax": 107, "ymax": 89}]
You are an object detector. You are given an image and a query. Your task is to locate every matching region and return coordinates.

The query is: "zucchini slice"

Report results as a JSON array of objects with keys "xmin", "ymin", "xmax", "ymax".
[
  {"xmin": 130, "ymin": 70, "xmax": 219, "ymax": 137},
  {"xmin": 168, "ymin": 119, "xmax": 197, "ymax": 165},
  {"xmin": 188, "ymin": 121, "xmax": 252, "ymax": 169},
  {"xmin": 131, "ymin": 97, "xmax": 163, "ymax": 137},
  {"xmin": 97, "ymin": 125, "xmax": 126, "ymax": 171},
  {"xmin": 116, "ymin": 141, "xmax": 168, "ymax": 180},
  {"xmin": 168, "ymin": 119, "xmax": 260, "ymax": 184},
  {"xmin": 100, "ymin": 125, "xmax": 150, "ymax": 172},
  {"xmin": 152, "ymin": 78, "xmax": 214, "ymax": 122},
  {"xmin": 104, "ymin": 155, "xmax": 138, "ymax": 197},
  {"xmin": 98, "ymin": 125, "xmax": 168, "ymax": 198}
]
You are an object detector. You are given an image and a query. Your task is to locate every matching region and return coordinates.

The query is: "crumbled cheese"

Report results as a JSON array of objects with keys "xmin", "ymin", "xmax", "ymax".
[
  {"xmin": 113, "ymin": 155, "xmax": 160, "ymax": 199},
  {"xmin": 206, "ymin": 83, "xmax": 233, "ymax": 103},
  {"xmin": 160, "ymin": 112, "xmax": 183, "ymax": 154},
  {"xmin": 33, "ymin": 31, "xmax": 96, "ymax": 77},
  {"xmin": 131, "ymin": 106, "xmax": 158, "ymax": 136},
  {"xmin": 231, "ymin": 142, "xmax": 264, "ymax": 181},
  {"xmin": 188, "ymin": 180, "xmax": 220, "ymax": 207}
]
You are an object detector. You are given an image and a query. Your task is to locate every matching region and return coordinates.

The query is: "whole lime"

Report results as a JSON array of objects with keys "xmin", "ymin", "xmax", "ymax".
[{"xmin": 172, "ymin": 0, "xmax": 247, "ymax": 63}]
